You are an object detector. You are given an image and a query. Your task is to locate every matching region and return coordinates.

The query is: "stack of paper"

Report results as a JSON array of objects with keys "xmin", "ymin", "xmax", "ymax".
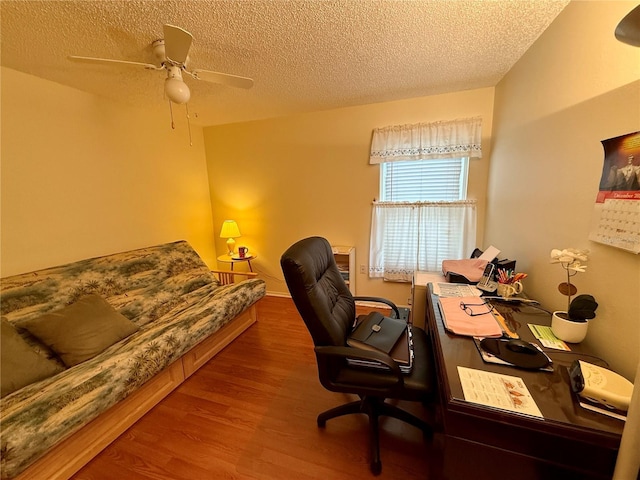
[
  {"xmin": 528, "ymin": 324, "xmax": 571, "ymax": 351},
  {"xmin": 433, "ymin": 282, "xmax": 482, "ymax": 297}
]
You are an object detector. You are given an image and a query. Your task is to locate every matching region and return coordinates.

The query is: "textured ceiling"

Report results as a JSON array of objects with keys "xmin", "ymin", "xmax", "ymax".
[{"xmin": 1, "ymin": 0, "xmax": 569, "ymax": 126}]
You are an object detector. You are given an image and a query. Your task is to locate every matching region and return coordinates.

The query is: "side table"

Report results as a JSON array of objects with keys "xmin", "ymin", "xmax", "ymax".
[{"xmin": 217, "ymin": 254, "xmax": 256, "ymax": 272}]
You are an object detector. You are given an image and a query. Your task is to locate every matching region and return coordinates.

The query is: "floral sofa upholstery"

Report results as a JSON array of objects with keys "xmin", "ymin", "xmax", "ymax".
[{"xmin": 0, "ymin": 241, "xmax": 266, "ymax": 479}]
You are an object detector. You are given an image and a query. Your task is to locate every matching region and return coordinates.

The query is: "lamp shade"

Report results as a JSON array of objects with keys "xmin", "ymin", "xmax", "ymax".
[{"xmin": 220, "ymin": 220, "xmax": 241, "ymax": 239}]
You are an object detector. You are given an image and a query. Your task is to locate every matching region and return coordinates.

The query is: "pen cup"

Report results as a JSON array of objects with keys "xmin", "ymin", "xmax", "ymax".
[{"xmin": 497, "ymin": 281, "xmax": 523, "ymax": 298}]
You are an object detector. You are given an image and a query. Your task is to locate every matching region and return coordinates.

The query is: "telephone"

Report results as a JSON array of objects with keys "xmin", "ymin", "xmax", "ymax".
[
  {"xmin": 476, "ymin": 263, "xmax": 498, "ymax": 292},
  {"xmin": 569, "ymin": 360, "xmax": 634, "ymax": 411}
]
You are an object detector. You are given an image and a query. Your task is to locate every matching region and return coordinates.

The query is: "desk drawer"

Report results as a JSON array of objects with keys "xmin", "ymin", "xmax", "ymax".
[{"xmin": 441, "ymin": 406, "xmax": 617, "ymax": 480}]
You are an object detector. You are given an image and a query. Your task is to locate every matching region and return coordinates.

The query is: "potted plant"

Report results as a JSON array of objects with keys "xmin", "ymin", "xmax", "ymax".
[{"xmin": 549, "ymin": 248, "xmax": 598, "ymax": 343}]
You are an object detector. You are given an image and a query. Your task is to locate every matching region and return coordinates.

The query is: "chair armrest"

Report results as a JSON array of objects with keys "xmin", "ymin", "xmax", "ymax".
[
  {"xmin": 314, "ymin": 345, "xmax": 404, "ymax": 388},
  {"xmin": 353, "ymin": 296, "xmax": 400, "ymax": 319}
]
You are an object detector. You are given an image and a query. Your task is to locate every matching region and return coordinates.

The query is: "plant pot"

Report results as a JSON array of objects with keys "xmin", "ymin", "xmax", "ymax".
[{"xmin": 551, "ymin": 311, "xmax": 589, "ymax": 343}]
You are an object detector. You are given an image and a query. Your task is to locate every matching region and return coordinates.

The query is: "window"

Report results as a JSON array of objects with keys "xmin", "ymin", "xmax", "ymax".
[{"xmin": 368, "ymin": 118, "xmax": 481, "ymax": 281}]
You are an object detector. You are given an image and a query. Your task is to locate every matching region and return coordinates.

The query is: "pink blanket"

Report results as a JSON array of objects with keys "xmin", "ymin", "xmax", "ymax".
[
  {"xmin": 441, "ymin": 258, "xmax": 488, "ymax": 282},
  {"xmin": 438, "ymin": 296, "xmax": 503, "ymax": 337}
]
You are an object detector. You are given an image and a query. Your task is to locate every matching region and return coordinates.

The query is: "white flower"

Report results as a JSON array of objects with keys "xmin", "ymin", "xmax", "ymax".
[
  {"xmin": 550, "ymin": 248, "xmax": 589, "ymax": 264},
  {"xmin": 551, "ymin": 248, "xmax": 591, "ymax": 313},
  {"xmin": 567, "ymin": 262, "xmax": 587, "ymax": 273}
]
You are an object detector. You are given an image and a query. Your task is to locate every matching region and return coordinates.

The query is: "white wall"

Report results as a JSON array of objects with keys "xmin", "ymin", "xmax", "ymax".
[
  {"xmin": 489, "ymin": 4, "xmax": 639, "ymax": 475},
  {"xmin": 1, "ymin": 67, "xmax": 217, "ymax": 276},
  {"xmin": 203, "ymin": 88, "xmax": 494, "ymax": 306},
  {"xmin": 488, "ymin": 1, "xmax": 640, "ymax": 380}
]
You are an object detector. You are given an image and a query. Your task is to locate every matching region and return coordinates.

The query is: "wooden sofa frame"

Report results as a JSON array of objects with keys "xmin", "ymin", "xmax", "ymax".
[{"xmin": 15, "ymin": 301, "xmax": 258, "ymax": 480}]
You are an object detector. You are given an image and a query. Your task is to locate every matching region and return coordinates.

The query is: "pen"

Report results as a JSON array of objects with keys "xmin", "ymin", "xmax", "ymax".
[{"xmin": 497, "ymin": 269, "xmax": 528, "ymax": 284}]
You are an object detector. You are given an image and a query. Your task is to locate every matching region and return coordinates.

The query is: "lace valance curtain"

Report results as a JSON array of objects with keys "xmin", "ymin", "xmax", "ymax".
[{"xmin": 369, "ymin": 117, "xmax": 482, "ymax": 164}]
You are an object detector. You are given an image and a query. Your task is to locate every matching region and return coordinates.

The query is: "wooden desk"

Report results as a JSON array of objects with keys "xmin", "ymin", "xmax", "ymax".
[{"xmin": 425, "ymin": 286, "xmax": 624, "ymax": 480}]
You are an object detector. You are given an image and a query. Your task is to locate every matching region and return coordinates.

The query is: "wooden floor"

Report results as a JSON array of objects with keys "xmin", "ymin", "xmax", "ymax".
[{"xmin": 73, "ymin": 296, "xmax": 436, "ymax": 480}]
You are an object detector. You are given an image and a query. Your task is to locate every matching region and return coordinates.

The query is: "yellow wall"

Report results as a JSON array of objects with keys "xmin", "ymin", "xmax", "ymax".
[
  {"xmin": 0, "ymin": 67, "xmax": 217, "ymax": 276},
  {"xmin": 488, "ymin": 1, "xmax": 640, "ymax": 380},
  {"xmin": 203, "ymin": 88, "xmax": 494, "ymax": 304}
]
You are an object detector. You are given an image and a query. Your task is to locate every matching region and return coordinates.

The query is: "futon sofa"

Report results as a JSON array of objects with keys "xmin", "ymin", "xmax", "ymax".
[{"xmin": 0, "ymin": 240, "xmax": 266, "ymax": 479}]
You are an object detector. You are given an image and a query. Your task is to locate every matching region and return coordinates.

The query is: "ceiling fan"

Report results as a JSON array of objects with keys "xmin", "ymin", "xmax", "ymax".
[{"xmin": 68, "ymin": 24, "xmax": 254, "ymax": 105}]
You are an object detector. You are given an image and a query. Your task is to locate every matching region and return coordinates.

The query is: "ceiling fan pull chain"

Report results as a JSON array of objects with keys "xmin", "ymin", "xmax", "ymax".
[
  {"xmin": 185, "ymin": 103, "xmax": 193, "ymax": 146},
  {"xmin": 168, "ymin": 100, "xmax": 176, "ymax": 130}
]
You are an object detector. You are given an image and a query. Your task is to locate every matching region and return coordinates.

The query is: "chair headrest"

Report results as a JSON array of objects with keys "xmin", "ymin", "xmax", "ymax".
[{"xmin": 281, "ymin": 236, "xmax": 355, "ymax": 346}]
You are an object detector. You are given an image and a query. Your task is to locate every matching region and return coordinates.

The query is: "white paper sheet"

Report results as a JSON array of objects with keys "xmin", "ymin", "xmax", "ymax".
[
  {"xmin": 479, "ymin": 245, "xmax": 501, "ymax": 261},
  {"xmin": 457, "ymin": 366, "xmax": 543, "ymax": 418},
  {"xmin": 433, "ymin": 282, "xmax": 482, "ymax": 297}
]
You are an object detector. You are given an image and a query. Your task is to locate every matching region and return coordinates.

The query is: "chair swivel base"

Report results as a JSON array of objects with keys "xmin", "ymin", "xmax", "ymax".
[{"xmin": 317, "ymin": 397, "xmax": 432, "ymax": 475}]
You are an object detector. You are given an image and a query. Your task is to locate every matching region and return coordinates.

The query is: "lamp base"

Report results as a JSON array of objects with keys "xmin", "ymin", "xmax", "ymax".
[{"xmin": 226, "ymin": 238, "xmax": 236, "ymax": 256}]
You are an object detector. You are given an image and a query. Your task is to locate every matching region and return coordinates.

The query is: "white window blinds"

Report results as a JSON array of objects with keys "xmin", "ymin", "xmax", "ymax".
[{"xmin": 380, "ymin": 158, "xmax": 469, "ymax": 202}]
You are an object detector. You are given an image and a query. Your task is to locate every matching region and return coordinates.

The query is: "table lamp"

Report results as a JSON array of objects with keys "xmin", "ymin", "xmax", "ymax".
[{"xmin": 220, "ymin": 220, "xmax": 241, "ymax": 256}]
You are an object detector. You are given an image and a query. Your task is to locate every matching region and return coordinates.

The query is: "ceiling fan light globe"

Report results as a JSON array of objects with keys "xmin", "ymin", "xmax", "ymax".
[{"xmin": 165, "ymin": 77, "xmax": 190, "ymax": 104}]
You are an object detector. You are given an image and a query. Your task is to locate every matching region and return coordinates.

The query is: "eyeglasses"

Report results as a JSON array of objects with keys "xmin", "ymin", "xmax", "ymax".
[{"xmin": 459, "ymin": 300, "xmax": 493, "ymax": 316}]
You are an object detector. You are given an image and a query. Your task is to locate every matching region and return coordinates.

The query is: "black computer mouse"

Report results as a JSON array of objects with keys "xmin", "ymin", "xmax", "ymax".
[{"xmin": 506, "ymin": 339, "xmax": 539, "ymax": 355}]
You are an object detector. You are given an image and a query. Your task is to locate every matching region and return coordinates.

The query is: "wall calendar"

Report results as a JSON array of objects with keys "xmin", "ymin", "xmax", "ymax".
[{"xmin": 589, "ymin": 131, "xmax": 640, "ymax": 254}]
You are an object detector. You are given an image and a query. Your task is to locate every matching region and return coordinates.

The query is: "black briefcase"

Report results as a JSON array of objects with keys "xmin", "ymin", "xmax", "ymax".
[{"xmin": 347, "ymin": 311, "xmax": 407, "ymax": 354}]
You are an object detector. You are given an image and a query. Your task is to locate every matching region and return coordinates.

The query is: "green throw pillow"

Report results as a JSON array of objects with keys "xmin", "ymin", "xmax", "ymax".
[
  {"xmin": 22, "ymin": 294, "xmax": 139, "ymax": 367},
  {"xmin": 1, "ymin": 317, "xmax": 65, "ymax": 398}
]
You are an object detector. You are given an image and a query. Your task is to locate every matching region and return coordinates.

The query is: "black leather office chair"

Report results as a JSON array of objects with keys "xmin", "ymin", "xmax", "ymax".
[{"xmin": 280, "ymin": 236, "xmax": 436, "ymax": 475}]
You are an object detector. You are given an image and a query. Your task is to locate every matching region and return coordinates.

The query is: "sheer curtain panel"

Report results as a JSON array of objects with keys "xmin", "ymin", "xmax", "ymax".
[{"xmin": 369, "ymin": 201, "xmax": 477, "ymax": 281}]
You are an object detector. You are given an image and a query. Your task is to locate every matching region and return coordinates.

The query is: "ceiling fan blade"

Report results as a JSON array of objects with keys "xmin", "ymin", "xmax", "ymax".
[
  {"xmin": 615, "ymin": 4, "xmax": 640, "ymax": 47},
  {"xmin": 163, "ymin": 24, "xmax": 193, "ymax": 64},
  {"xmin": 191, "ymin": 69, "xmax": 254, "ymax": 89},
  {"xmin": 68, "ymin": 55, "xmax": 158, "ymax": 70}
]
